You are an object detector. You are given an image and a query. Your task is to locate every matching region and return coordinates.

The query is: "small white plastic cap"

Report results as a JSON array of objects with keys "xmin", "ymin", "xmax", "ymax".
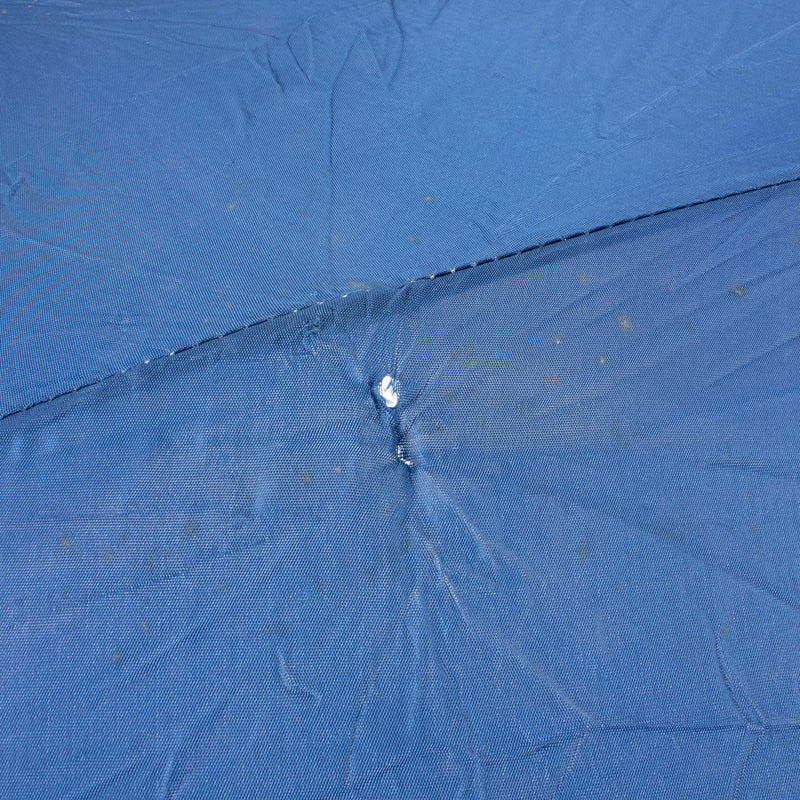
[{"xmin": 379, "ymin": 375, "xmax": 399, "ymax": 408}]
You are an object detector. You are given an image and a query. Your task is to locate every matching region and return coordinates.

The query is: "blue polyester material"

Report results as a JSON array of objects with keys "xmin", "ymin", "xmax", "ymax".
[
  {"xmin": 3, "ymin": 1, "xmax": 800, "ymax": 413},
  {"xmin": 2, "ymin": 180, "xmax": 800, "ymax": 797}
]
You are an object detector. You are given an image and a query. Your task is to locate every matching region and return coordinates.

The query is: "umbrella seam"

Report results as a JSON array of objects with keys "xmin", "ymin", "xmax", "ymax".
[{"xmin": 4, "ymin": 173, "xmax": 800, "ymax": 422}]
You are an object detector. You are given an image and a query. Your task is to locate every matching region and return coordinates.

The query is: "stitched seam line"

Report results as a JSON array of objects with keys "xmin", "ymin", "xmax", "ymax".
[{"xmin": 3, "ymin": 174, "xmax": 800, "ymax": 421}]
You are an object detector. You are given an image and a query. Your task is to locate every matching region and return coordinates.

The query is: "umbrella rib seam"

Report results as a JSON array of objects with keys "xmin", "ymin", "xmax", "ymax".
[{"xmin": 4, "ymin": 173, "xmax": 800, "ymax": 421}]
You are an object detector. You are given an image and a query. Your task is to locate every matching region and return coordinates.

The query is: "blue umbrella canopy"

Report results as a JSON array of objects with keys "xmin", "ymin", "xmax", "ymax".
[{"xmin": 2, "ymin": 2, "xmax": 800, "ymax": 797}]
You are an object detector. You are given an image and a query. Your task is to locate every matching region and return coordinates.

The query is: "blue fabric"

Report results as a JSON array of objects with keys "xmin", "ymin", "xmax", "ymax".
[
  {"xmin": 4, "ymin": 1, "xmax": 800, "ymax": 414},
  {"xmin": 2, "ymin": 180, "xmax": 799, "ymax": 797},
  {"xmin": 3, "ymin": 1, "xmax": 800, "ymax": 796}
]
